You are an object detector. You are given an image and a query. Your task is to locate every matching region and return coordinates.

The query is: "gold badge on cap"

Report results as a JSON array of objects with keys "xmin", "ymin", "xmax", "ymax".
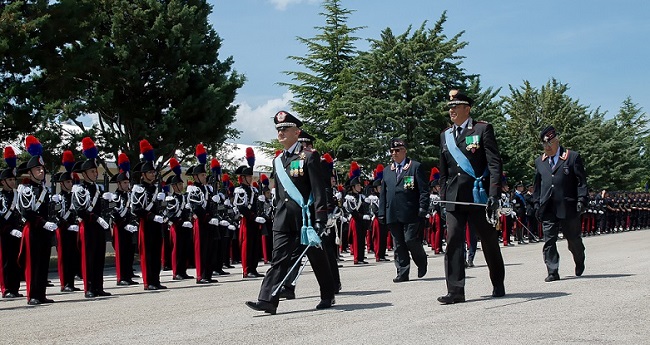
[{"xmin": 276, "ymin": 111, "xmax": 286, "ymax": 122}]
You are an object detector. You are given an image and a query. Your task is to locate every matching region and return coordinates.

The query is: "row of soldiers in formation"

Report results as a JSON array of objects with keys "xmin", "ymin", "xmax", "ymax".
[{"xmin": 0, "ymin": 135, "xmax": 284, "ymax": 305}]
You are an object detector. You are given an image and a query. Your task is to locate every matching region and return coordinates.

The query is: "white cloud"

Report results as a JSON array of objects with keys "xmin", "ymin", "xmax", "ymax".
[
  {"xmin": 232, "ymin": 91, "xmax": 294, "ymax": 145},
  {"xmin": 268, "ymin": 0, "xmax": 320, "ymax": 11}
]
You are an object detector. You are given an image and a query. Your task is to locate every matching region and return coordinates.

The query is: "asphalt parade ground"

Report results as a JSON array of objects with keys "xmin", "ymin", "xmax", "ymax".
[{"xmin": 2, "ymin": 229, "xmax": 649, "ymax": 344}]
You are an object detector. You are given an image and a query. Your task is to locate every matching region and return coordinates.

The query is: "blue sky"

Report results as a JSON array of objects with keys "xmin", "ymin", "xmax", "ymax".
[{"xmin": 208, "ymin": 0, "xmax": 650, "ymax": 145}]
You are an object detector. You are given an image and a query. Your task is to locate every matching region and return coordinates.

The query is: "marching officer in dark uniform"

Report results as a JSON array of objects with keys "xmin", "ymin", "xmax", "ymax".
[
  {"xmin": 437, "ymin": 90, "xmax": 506, "ymax": 303},
  {"xmin": 512, "ymin": 181, "xmax": 527, "ymax": 244},
  {"xmin": 246, "ymin": 110, "xmax": 335, "ymax": 315},
  {"xmin": 533, "ymin": 125, "xmax": 588, "ymax": 282},
  {"xmin": 524, "ymin": 183, "xmax": 540, "ymax": 242},
  {"xmin": 131, "ymin": 139, "xmax": 167, "ymax": 290},
  {"xmin": 343, "ymin": 162, "xmax": 370, "ymax": 265},
  {"xmin": 16, "ymin": 135, "xmax": 57, "ymax": 304},
  {"xmin": 378, "ymin": 137, "xmax": 429, "ymax": 283},
  {"xmin": 70, "ymin": 137, "xmax": 112, "ymax": 298},
  {"xmin": 110, "ymin": 153, "xmax": 139, "ymax": 286},
  {"xmin": 1, "ymin": 146, "xmax": 24, "ymax": 298},
  {"xmin": 53, "ymin": 151, "xmax": 81, "ymax": 292}
]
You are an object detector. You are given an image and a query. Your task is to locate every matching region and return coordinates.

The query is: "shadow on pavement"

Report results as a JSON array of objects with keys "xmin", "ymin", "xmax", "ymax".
[
  {"xmin": 337, "ymin": 289, "xmax": 391, "ymax": 296},
  {"xmin": 483, "ymin": 291, "xmax": 570, "ymax": 309},
  {"xmin": 565, "ymin": 273, "xmax": 633, "ymax": 280}
]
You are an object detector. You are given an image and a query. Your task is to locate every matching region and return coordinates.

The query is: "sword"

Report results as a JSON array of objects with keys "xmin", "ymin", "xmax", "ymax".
[{"xmin": 434, "ymin": 200, "xmax": 501, "ymax": 229}]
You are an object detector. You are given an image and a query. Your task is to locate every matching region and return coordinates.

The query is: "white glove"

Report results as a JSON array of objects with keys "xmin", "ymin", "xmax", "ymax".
[
  {"xmin": 125, "ymin": 224, "xmax": 138, "ymax": 232},
  {"xmin": 212, "ymin": 194, "xmax": 221, "ymax": 203},
  {"xmin": 102, "ymin": 192, "xmax": 114, "ymax": 200},
  {"xmin": 67, "ymin": 225, "xmax": 79, "ymax": 232},
  {"xmin": 51, "ymin": 194, "xmax": 62, "ymax": 203},
  {"xmin": 362, "ymin": 215, "xmax": 371, "ymax": 220},
  {"xmin": 258, "ymin": 195, "xmax": 266, "ymax": 202},
  {"xmin": 97, "ymin": 217, "xmax": 110, "ymax": 230},
  {"xmin": 255, "ymin": 216, "xmax": 266, "ymax": 224},
  {"xmin": 156, "ymin": 192, "xmax": 166, "ymax": 201},
  {"xmin": 335, "ymin": 192, "xmax": 342, "ymax": 200},
  {"xmin": 227, "ymin": 225, "xmax": 236, "ymax": 231},
  {"xmin": 10, "ymin": 229, "xmax": 23, "ymax": 238},
  {"xmin": 341, "ymin": 216, "xmax": 349, "ymax": 223},
  {"xmin": 224, "ymin": 199, "xmax": 232, "ymax": 207},
  {"xmin": 165, "ymin": 196, "xmax": 175, "ymax": 202},
  {"xmin": 43, "ymin": 222, "xmax": 58, "ymax": 231},
  {"xmin": 219, "ymin": 220, "xmax": 230, "ymax": 227},
  {"xmin": 153, "ymin": 215, "xmax": 164, "ymax": 223},
  {"xmin": 345, "ymin": 195, "xmax": 356, "ymax": 202},
  {"xmin": 182, "ymin": 221, "xmax": 193, "ymax": 228},
  {"xmin": 425, "ymin": 214, "xmax": 430, "ymax": 219},
  {"xmin": 208, "ymin": 218, "xmax": 219, "ymax": 226}
]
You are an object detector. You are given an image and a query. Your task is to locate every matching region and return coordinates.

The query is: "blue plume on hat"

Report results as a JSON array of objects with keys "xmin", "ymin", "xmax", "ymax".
[
  {"xmin": 196, "ymin": 144, "xmax": 207, "ymax": 165},
  {"xmin": 4, "ymin": 147, "xmax": 17, "ymax": 168},
  {"xmin": 245, "ymin": 147, "xmax": 255, "ymax": 168},
  {"xmin": 118, "ymin": 153, "xmax": 130, "ymax": 173},
  {"xmin": 25, "ymin": 135, "xmax": 42, "ymax": 157},
  {"xmin": 169, "ymin": 158, "xmax": 181, "ymax": 176},
  {"xmin": 139, "ymin": 139, "xmax": 155, "ymax": 162},
  {"xmin": 211, "ymin": 158, "xmax": 221, "ymax": 175},
  {"xmin": 62, "ymin": 150, "xmax": 75, "ymax": 172},
  {"xmin": 82, "ymin": 137, "xmax": 99, "ymax": 159}
]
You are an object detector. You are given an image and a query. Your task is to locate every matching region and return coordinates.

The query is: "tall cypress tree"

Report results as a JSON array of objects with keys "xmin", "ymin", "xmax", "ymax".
[{"xmin": 279, "ymin": 0, "xmax": 363, "ymax": 156}]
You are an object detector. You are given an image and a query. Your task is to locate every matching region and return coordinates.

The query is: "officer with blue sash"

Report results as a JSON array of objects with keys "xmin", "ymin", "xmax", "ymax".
[
  {"xmin": 438, "ymin": 90, "xmax": 506, "ymax": 304},
  {"xmin": 245, "ymin": 111, "xmax": 335, "ymax": 315}
]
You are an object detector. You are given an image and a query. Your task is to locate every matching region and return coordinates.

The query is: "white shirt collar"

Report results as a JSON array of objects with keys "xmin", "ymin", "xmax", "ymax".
[
  {"xmin": 285, "ymin": 141, "xmax": 300, "ymax": 155},
  {"xmin": 454, "ymin": 117, "xmax": 472, "ymax": 131}
]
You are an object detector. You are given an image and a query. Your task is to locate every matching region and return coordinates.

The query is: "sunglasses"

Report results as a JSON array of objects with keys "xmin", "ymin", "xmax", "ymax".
[
  {"xmin": 541, "ymin": 139, "xmax": 557, "ymax": 147},
  {"xmin": 390, "ymin": 148, "xmax": 404, "ymax": 153}
]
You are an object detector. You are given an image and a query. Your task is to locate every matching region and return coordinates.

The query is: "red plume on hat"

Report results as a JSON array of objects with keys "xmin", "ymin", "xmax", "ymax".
[
  {"xmin": 245, "ymin": 147, "xmax": 255, "ymax": 168},
  {"xmin": 210, "ymin": 158, "xmax": 221, "ymax": 175},
  {"xmin": 322, "ymin": 153, "xmax": 334, "ymax": 171},
  {"xmin": 374, "ymin": 164, "xmax": 384, "ymax": 181},
  {"xmin": 139, "ymin": 139, "xmax": 155, "ymax": 162},
  {"xmin": 252, "ymin": 181, "xmax": 259, "ymax": 189},
  {"xmin": 260, "ymin": 173, "xmax": 269, "ymax": 187},
  {"xmin": 274, "ymin": 149, "xmax": 282, "ymax": 158},
  {"xmin": 4, "ymin": 146, "xmax": 17, "ymax": 168},
  {"xmin": 81, "ymin": 137, "xmax": 98, "ymax": 159},
  {"xmin": 169, "ymin": 157, "xmax": 181, "ymax": 176},
  {"xmin": 25, "ymin": 135, "xmax": 43, "ymax": 157},
  {"xmin": 62, "ymin": 150, "xmax": 75, "ymax": 172},
  {"xmin": 117, "ymin": 153, "xmax": 130, "ymax": 173},
  {"xmin": 195, "ymin": 143, "xmax": 207, "ymax": 165},
  {"xmin": 337, "ymin": 184, "xmax": 344, "ymax": 192},
  {"xmin": 429, "ymin": 167, "xmax": 440, "ymax": 182},
  {"xmin": 222, "ymin": 173, "xmax": 230, "ymax": 183},
  {"xmin": 349, "ymin": 161, "xmax": 360, "ymax": 179}
]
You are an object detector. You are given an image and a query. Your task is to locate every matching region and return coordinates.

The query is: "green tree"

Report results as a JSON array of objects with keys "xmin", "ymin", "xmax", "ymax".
[
  {"xmin": 336, "ymin": 14, "xmax": 478, "ymax": 170},
  {"xmin": 279, "ymin": 0, "xmax": 363, "ymax": 157},
  {"xmin": 37, "ymin": 0, "xmax": 244, "ymax": 168},
  {"xmin": 0, "ymin": 1, "xmax": 49, "ymax": 141}
]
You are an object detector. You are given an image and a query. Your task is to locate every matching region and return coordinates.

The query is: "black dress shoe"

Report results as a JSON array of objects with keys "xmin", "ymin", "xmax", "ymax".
[
  {"xmin": 3, "ymin": 292, "xmax": 17, "ymax": 298},
  {"xmin": 336, "ymin": 282, "xmax": 342, "ymax": 294},
  {"xmin": 117, "ymin": 280, "xmax": 131, "ymax": 286},
  {"xmin": 392, "ymin": 276, "xmax": 409, "ymax": 283},
  {"xmin": 492, "ymin": 285, "xmax": 506, "ymax": 297},
  {"xmin": 28, "ymin": 298, "xmax": 41, "ymax": 305},
  {"xmin": 418, "ymin": 266, "xmax": 427, "ymax": 278},
  {"xmin": 196, "ymin": 279, "xmax": 211, "ymax": 284},
  {"xmin": 127, "ymin": 280, "xmax": 139, "ymax": 285},
  {"xmin": 46, "ymin": 282, "xmax": 54, "ymax": 287},
  {"xmin": 279, "ymin": 288, "xmax": 296, "ymax": 300},
  {"xmin": 437, "ymin": 293, "xmax": 466, "ymax": 304},
  {"xmin": 225, "ymin": 265, "xmax": 235, "ymax": 269},
  {"xmin": 245, "ymin": 300, "xmax": 277, "ymax": 315},
  {"xmin": 95, "ymin": 290, "xmax": 112, "ymax": 297},
  {"xmin": 245, "ymin": 273, "xmax": 259, "ymax": 278},
  {"xmin": 155, "ymin": 284, "xmax": 167, "ymax": 290},
  {"xmin": 466, "ymin": 260, "xmax": 474, "ymax": 268},
  {"xmin": 131, "ymin": 274, "xmax": 141, "ymax": 278},
  {"xmin": 62, "ymin": 286, "xmax": 79, "ymax": 292},
  {"xmin": 575, "ymin": 263, "xmax": 585, "ymax": 277},
  {"xmin": 315, "ymin": 298, "xmax": 335, "ymax": 309},
  {"xmin": 253, "ymin": 272, "xmax": 265, "ymax": 277},
  {"xmin": 15, "ymin": 292, "xmax": 24, "ymax": 298},
  {"xmin": 42, "ymin": 298, "xmax": 54, "ymax": 303},
  {"xmin": 216, "ymin": 270, "xmax": 230, "ymax": 276},
  {"xmin": 85, "ymin": 291, "xmax": 96, "ymax": 298},
  {"xmin": 544, "ymin": 274, "xmax": 560, "ymax": 282},
  {"xmin": 144, "ymin": 285, "xmax": 158, "ymax": 290},
  {"xmin": 173, "ymin": 275, "xmax": 185, "ymax": 281}
]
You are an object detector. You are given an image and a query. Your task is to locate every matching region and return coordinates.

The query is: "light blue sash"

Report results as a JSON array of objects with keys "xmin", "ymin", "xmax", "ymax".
[
  {"xmin": 274, "ymin": 156, "xmax": 321, "ymax": 246},
  {"xmin": 444, "ymin": 129, "xmax": 489, "ymax": 204}
]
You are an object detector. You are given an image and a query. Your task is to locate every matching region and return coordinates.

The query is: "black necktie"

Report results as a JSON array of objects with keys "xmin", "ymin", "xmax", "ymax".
[
  {"xmin": 455, "ymin": 126, "xmax": 463, "ymax": 139},
  {"xmin": 549, "ymin": 156, "xmax": 555, "ymax": 168}
]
